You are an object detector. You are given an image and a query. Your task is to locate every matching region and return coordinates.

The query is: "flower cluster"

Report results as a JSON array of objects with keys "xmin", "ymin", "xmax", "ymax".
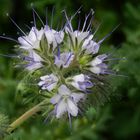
[{"xmin": 15, "ymin": 10, "xmax": 116, "ymax": 120}]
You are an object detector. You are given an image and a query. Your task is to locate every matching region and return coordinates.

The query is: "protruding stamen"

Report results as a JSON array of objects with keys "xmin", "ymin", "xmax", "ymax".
[
  {"xmin": 25, "ymin": 24, "xmax": 31, "ymax": 30},
  {"xmin": 92, "ymin": 23, "xmax": 101, "ymax": 37},
  {"xmin": 104, "ymin": 57, "xmax": 126, "ymax": 61},
  {"xmin": 51, "ymin": 6, "xmax": 55, "ymax": 29},
  {"xmin": 56, "ymin": 19, "xmax": 60, "ymax": 31},
  {"xmin": 86, "ymin": 9, "xmax": 94, "ymax": 31},
  {"xmin": 78, "ymin": 14, "xmax": 81, "ymax": 31},
  {"xmin": 60, "ymin": 18, "xmax": 64, "ymax": 31},
  {"xmin": 0, "ymin": 35, "xmax": 18, "ymax": 43},
  {"xmin": 7, "ymin": 14, "xmax": 27, "ymax": 36},
  {"xmin": 0, "ymin": 53, "xmax": 18, "ymax": 58},
  {"xmin": 20, "ymin": 36, "xmax": 33, "ymax": 47},
  {"xmin": 82, "ymin": 9, "xmax": 94, "ymax": 32},
  {"xmin": 70, "ymin": 6, "xmax": 83, "ymax": 21},
  {"xmin": 32, "ymin": 7, "xmax": 45, "ymax": 26},
  {"xmin": 98, "ymin": 24, "xmax": 120, "ymax": 44},
  {"xmin": 68, "ymin": 112, "xmax": 72, "ymax": 130},
  {"xmin": 62, "ymin": 9, "xmax": 73, "ymax": 32},
  {"xmin": 8, "ymin": 17, "xmax": 33, "ymax": 45},
  {"xmin": 103, "ymin": 71, "xmax": 128, "ymax": 78},
  {"xmin": 65, "ymin": 53, "xmax": 73, "ymax": 66},
  {"xmin": 57, "ymin": 46, "xmax": 60, "ymax": 59},
  {"xmin": 45, "ymin": 7, "xmax": 48, "ymax": 26},
  {"xmin": 32, "ymin": 7, "xmax": 37, "ymax": 37}
]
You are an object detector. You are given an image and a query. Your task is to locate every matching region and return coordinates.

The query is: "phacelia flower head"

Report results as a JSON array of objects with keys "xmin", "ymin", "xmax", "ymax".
[{"xmin": 0, "ymin": 8, "xmax": 121, "ymax": 125}]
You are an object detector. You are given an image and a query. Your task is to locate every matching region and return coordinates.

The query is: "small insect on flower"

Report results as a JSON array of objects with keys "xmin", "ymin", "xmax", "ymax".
[{"xmin": 0, "ymin": 6, "xmax": 122, "ymax": 128}]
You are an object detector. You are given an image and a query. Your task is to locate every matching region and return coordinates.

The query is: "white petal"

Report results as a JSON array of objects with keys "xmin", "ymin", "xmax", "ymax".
[
  {"xmin": 56, "ymin": 99, "xmax": 67, "ymax": 118},
  {"xmin": 47, "ymin": 83, "xmax": 57, "ymax": 91},
  {"xmin": 71, "ymin": 81, "xmax": 80, "ymax": 90},
  {"xmin": 40, "ymin": 75, "xmax": 49, "ymax": 80},
  {"xmin": 71, "ymin": 93, "xmax": 85, "ymax": 103},
  {"xmin": 71, "ymin": 74, "xmax": 85, "ymax": 90},
  {"xmin": 58, "ymin": 85, "xmax": 71, "ymax": 96},
  {"xmin": 82, "ymin": 35, "xmax": 93, "ymax": 48},
  {"xmin": 55, "ymin": 52, "xmax": 74, "ymax": 68},
  {"xmin": 72, "ymin": 74, "xmax": 85, "ymax": 82},
  {"xmin": 31, "ymin": 51, "xmax": 42, "ymax": 61},
  {"xmin": 65, "ymin": 26, "xmax": 72, "ymax": 33},
  {"xmin": 38, "ymin": 81, "xmax": 45, "ymax": 86},
  {"xmin": 52, "ymin": 40, "xmax": 57, "ymax": 49},
  {"xmin": 76, "ymin": 32, "xmax": 89, "ymax": 45},
  {"xmin": 37, "ymin": 28, "xmax": 44, "ymax": 40},
  {"xmin": 26, "ymin": 63, "xmax": 42, "ymax": 71},
  {"xmin": 97, "ymin": 54, "xmax": 108, "ymax": 60},
  {"xmin": 90, "ymin": 57, "xmax": 102, "ymax": 66},
  {"xmin": 83, "ymin": 41, "xmax": 99, "ymax": 55},
  {"xmin": 55, "ymin": 31, "xmax": 64, "ymax": 44},
  {"xmin": 50, "ymin": 94, "xmax": 61, "ymax": 104},
  {"xmin": 39, "ymin": 74, "xmax": 58, "ymax": 91},
  {"xmin": 87, "ymin": 34, "xmax": 93, "ymax": 41},
  {"xmin": 59, "ymin": 31, "xmax": 64, "ymax": 42},
  {"xmin": 54, "ymin": 57, "xmax": 63, "ymax": 68},
  {"xmin": 91, "ymin": 42, "xmax": 100, "ymax": 54},
  {"xmin": 28, "ymin": 27, "xmax": 37, "ymax": 42},
  {"xmin": 32, "ymin": 40, "xmax": 40, "ymax": 49},
  {"xmin": 89, "ymin": 66, "xmax": 101, "ymax": 74},
  {"xmin": 74, "ymin": 30, "xmax": 80, "ymax": 37},
  {"xmin": 42, "ymin": 86, "xmax": 48, "ymax": 90},
  {"xmin": 18, "ymin": 27, "xmax": 43, "ymax": 50},
  {"xmin": 45, "ymin": 30, "xmax": 54, "ymax": 44},
  {"xmin": 67, "ymin": 99, "xmax": 78, "ymax": 117},
  {"xmin": 50, "ymin": 74, "xmax": 58, "ymax": 82},
  {"xmin": 18, "ymin": 37, "xmax": 32, "ymax": 47},
  {"xmin": 69, "ymin": 32, "xmax": 76, "ymax": 45}
]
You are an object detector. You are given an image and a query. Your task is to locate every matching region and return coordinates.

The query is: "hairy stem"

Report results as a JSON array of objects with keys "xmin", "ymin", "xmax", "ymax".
[{"xmin": 7, "ymin": 100, "xmax": 47, "ymax": 133}]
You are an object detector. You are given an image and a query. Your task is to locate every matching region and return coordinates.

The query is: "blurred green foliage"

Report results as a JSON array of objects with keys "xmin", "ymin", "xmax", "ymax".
[{"xmin": 0, "ymin": 0, "xmax": 140, "ymax": 139}]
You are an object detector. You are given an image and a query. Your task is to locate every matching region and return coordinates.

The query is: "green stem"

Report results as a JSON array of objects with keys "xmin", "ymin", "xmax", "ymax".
[{"xmin": 7, "ymin": 100, "xmax": 47, "ymax": 133}]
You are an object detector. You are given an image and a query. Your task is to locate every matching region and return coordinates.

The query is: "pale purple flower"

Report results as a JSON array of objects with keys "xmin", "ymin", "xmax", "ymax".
[
  {"xmin": 18, "ymin": 27, "xmax": 44, "ymax": 71},
  {"xmin": 18, "ymin": 27, "xmax": 44, "ymax": 50},
  {"xmin": 65, "ymin": 27, "xmax": 90, "ymax": 46},
  {"xmin": 50, "ymin": 85, "xmax": 85, "ymax": 118},
  {"xmin": 82, "ymin": 39, "xmax": 100, "ymax": 55},
  {"xmin": 25, "ymin": 50, "xmax": 43, "ymax": 71},
  {"xmin": 66, "ymin": 25, "xmax": 100, "ymax": 55},
  {"xmin": 38, "ymin": 74, "xmax": 58, "ymax": 91},
  {"xmin": 71, "ymin": 74, "xmax": 93, "ymax": 91},
  {"xmin": 89, "ymin": 54, "xmax": 108, "ymax": 74},
  {"xmin": 55, "ymin": 52, "xmax": 74, "ymax": 68},
  {"xmin": 45, "ymin": 26, "xmax": 64, "ymax": 50}
]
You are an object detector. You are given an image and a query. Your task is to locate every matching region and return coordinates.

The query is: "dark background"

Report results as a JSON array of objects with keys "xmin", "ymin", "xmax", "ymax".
[{"xmin": 0, "ymin": 0, "xmax": 140, "ymax": 139}]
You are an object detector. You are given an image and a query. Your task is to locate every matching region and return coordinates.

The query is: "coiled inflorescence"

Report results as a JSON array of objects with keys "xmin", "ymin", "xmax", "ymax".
[{"xmin": 2, "ymin": 9, "xmax": 118, "ymax": 120}]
